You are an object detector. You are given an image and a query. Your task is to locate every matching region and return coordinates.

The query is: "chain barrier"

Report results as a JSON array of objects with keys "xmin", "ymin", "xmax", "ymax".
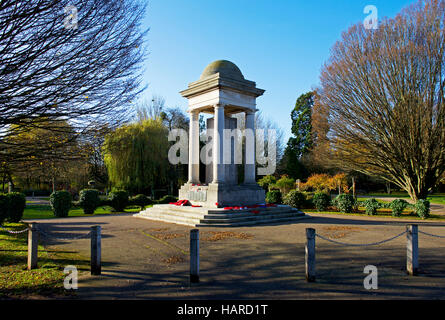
[
  {"xmin": 1, "ymin": 223, "xmax": 93, "ymax": 240},
  {"xmin": 315, "ymin": 230, "xmax": 407, "ymax": 247},
  {"xmin": 418, "ymin": 230, "xmax": 445, "ymax": 239},
  {"xmin": 0, "ymin": 224, "xmax": 29, "ymax": 234},
  {"xmin": 38, "ymin": 229, "xmax": 92, "ymax": 240}
]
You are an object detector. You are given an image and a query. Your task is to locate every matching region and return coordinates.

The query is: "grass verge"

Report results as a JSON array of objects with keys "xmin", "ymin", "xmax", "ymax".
[
  {"xmin": 0, "ymin": 222, "xmax": 90, "ymax": 298},
  {"xmin": 304, "ymin": 208, "xmax": 445, "ymax": 221},
  {"xmin": 365, "ymin": 193, "xmax": 445, "ymax": 205},
  {"xmin": 23, "ymin": 205, "xmax": 145, "ymax": 220}
]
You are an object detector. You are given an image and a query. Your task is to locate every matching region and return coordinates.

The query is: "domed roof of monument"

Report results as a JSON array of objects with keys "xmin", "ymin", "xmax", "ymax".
[{"xmin": 200, "ymin": 60, "xmax": 245, "ymax": 80}]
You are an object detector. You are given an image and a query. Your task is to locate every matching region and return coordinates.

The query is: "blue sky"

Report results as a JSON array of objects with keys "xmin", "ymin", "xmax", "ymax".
[{"xmin": 139, "ymin": 0, "xmax": 414, "ymax": 140}]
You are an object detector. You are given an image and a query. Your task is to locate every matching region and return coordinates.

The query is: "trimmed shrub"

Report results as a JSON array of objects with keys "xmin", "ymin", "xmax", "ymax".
[
  {"xmin": 258, "ymin": 175, "xmax": 277, "ymax": 191},
  {"xmin": 99, "ymin": 198, "xmax": 112, "ymax": 207},
  {"xmin": 390, "ymin": 199, "xmax": 408, "ymax": 217},
  {"xmin": 78, "ymin": 189, "xmax": 100, "ymax": 214},
  {"xmin": 415, "ymin": 199, "xmax": 430, "ymax": 219},
  {"xmin": 109, "ymin": 190, "xmax": 129, "ymax": 212},
  {"xmin": 266, "ymin": 190, "xmax": 282, "ymax": 204},
  {"xmin": 0, "ymin": 194, "xmax": 9, "ymax": 225},
  {"xmin": 50, "ymin": 191, "xmax": 72, "ymax": 217},
  {"xmin": 130, "ymin": 194, "xmax": 152, "ymax": 210},
  {"xmin": 6, "ymin": 192, "xmax": 26, "ymax": 223},
  {"xmin": 302, "ymin": 193, "xmax": 315, "ymax": 209},
  {"xmin": 332, "ymin": 194, "xmax": 355, "ymax": 213},
  {"xmin": 273, "ymin": 175, "xmax": 295, "ymax": 195},
  {"xmin": 363, "ymin": 198, "xmax": 380, "ymax": 216},
  {"xmin": 312, "ymin": 192, "xmax": 331, "ymax": 211},
  {"xmin": 157, "ymin": 195, "xmax": 178, "ymax": 204},
  {"xmin": 283, "ymin": 190, "xmax": 306, "ymax": 209},
  {"xmin": 379, "ymin": 201, "xmax": 391, "ymax": 209}
]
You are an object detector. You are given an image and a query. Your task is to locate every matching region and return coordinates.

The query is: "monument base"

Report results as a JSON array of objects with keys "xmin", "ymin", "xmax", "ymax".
[
  {"xmin": 178, "ymin": 183, "xmax": 266, "ymax": 208},
  {"xmin": 133, "ymin": 204, "xmax": 308, "ymax": 227}
]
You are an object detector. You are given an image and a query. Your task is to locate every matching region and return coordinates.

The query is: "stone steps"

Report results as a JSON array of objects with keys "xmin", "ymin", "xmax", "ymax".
[
  {"xmin": 150, "ymin": 204, "xmax": 296, "ymax": 216},
  {"xmin": 196, "ymin": 215, "xmax": 309, "ymax": 228},
  {"xmin": 133, "ymin": 204, "xmax": 308, "ymax": 227}
]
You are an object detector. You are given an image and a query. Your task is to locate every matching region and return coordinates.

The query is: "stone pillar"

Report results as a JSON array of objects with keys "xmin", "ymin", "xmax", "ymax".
[
  {"xmin": 212, "ymin": 104, "xmax": 225, "ymax": 184},
  {"xmin": 188, "ymin": 111, "xmax": 200, "ymax": 184},
  {"xmin": 244, "ymin": 111, "xmax": 256, "ymax": 184}
]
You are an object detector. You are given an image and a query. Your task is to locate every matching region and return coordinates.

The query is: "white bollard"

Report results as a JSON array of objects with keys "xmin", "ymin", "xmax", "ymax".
[
  {"xmin": 190, "ymin": 229, "xmax": 200, "ymax": 283},
  {"xmin": 305, "ymin": 228, "xmax": 316, "ymax": 282},
  {"xmin": 27, "ymin": 223, "xmax": 38, "ymax": 270},
  {"xmin": 407, "ymin": 224, "xmax": 418, "ymax": 276},
  {"xmin": 91, "ymin": 226, "xmax": 101, "ymax": 275}
]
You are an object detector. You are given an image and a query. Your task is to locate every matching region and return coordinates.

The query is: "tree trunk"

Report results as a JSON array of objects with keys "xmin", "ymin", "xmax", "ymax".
[
  {"xmin": 7, "ymin": 173, "xmax": 14, "ymax": 193},
  {"xmin": 352, "ymin": 176, "xmax": 356, "ymax": 198},
  {"xmin": 386, "ymin": 182, "xmax": 391, "ymax": 195},
  {"xmin": 2, "ymin": 172, "xmax": 5, "ymax": 193}
]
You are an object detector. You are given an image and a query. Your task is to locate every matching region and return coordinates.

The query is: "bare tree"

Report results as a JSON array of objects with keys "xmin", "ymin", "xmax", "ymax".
[
  {"xmin": 0, "ymin": 0, "xmax": 148, "ymax": 162},
  {"xmin": 135, "ymin": 95, "xmax": 166, "ymax": 122},
  {"xmin": 319, "ymin": 0, "xmax": 445, "ymax": 200}
]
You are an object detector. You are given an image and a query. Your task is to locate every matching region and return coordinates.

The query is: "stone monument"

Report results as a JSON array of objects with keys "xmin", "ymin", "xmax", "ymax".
[
  {"xmin": 178, "ymin": 60, "xmax": 266, "ymax": 208},
  {"xmin": 134, "ymin": 60, "xmax": 306, "ymax": 227}
]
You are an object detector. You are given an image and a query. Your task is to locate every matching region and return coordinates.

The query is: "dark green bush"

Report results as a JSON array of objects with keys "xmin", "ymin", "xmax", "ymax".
[
  {"xmin": 50, "ymin": 191, "xmax": 72, "ymax": 217},
  {"xmin": 390, "ymin": 199, "xmax": 408, "ymax": 217},
  {"xmin": 378, "ymin": 202, "xmax": 391, "ymax": 209},
  {"xmin": 363, "ymin": 198, "xmax": 380, "ymax": 216},
  {"xmin": 78, "ymin": 189, "xmax": 100, "ymax": 214},
  {"xmin": 99, "ymin": 198, "xmax": 111, "ymax": 207},
  {"xmin": 415, "ymin": 199, "xmax": 430, "ymax": 219},
  {"xmin": 130, "ymin": 194, "xmax": 152, "ymax": 210},
  {"xmin": 302, "ymin": 193, "xmax": 315, "ymax": 209},
  {"xmin": 0, "ymin": 194, "xmax": 9, "ymax": 225},
  {"xmin": 332, "ymin": 194, "xmax": 355, "ymax": 213},
  {"xmin": 109, "ymin": 190, "xmax": 129, "ymax": 212},
  {"xmin": 157, "ymin": 195, "xmax": 178, "ymax": 204},
  {"xmin": 265, "ymin": 190, "xmax": 282, "ymax": 204},
  {"xmin": 312, "ymin": 192, "xmax": 331, "ymax": 211},
  {"xmin": 283, "ymin": 190, "xmax": 306, "ymax": 209},
  {"xmin": 6, "ymin": 192, "xmax": 26, "ymax": 222}
]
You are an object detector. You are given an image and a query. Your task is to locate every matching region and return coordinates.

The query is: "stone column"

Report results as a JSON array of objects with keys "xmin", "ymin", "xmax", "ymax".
[
  {"xmin": 212, "ymin": 104, "xmax": 225, "ymax": 184},
  {"xmin": 244, "ymin": 111, "xmax": 256, "ymax": 184},
  {"xmin": 188, "ymin": 111, "xmax": 200, "ymax": 184}
]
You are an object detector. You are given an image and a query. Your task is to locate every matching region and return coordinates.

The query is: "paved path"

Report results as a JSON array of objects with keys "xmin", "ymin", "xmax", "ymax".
[{"xmin": 24, "ymin": 212, "xmax": 445, "ymax": 300}]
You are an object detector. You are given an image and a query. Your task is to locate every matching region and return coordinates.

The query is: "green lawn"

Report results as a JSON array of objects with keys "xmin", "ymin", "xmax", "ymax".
[
  {"xmin": 304, "ymin": 208, "xmax": 445, "ymax": 221},
  {"xmin": 365, "ymin": 192, "xmax": 410, "ymax": 198},
  {"xmin": 0, "ymin": 203, "xmax": 148, "ymax": 297},
  {"xmin": 23, "ymin": 205, "xmax": 144, "ymax": 220},
  {"xmin": 0, "ymin": 222, "xmax": 90, "ymax": 298},
  {"xmin": 426, "ymin": 195, "xmax": 445, "ymax": 205},
  {"xmin": 356, "ymin": 198, "xmax": 391, "ymax": 204},
  {"xmin": 366, "ymin": 192, "xmax": 445, "ymax": 205}
]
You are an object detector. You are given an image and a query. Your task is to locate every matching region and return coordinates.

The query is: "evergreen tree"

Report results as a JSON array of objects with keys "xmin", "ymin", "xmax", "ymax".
[{"xmin": 282, "ymin": 92, "xmax": 314, "ymax": 179}]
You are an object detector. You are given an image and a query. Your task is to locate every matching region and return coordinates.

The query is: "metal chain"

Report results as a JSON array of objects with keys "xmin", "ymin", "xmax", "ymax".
[
  {"xmin": 0, "ymin": 224, "xmax": 29, "ymax": 234},
  {"xmin": 38, "ymin": 229, "xmax": 92, "ymax": 240},
  {"xmin": 315, "ymin": 230, "xmax": 407, "ymax": 247},
  {"xmin": 418, "ymin": 230, "xmax": 445, "ymax": 239}
]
